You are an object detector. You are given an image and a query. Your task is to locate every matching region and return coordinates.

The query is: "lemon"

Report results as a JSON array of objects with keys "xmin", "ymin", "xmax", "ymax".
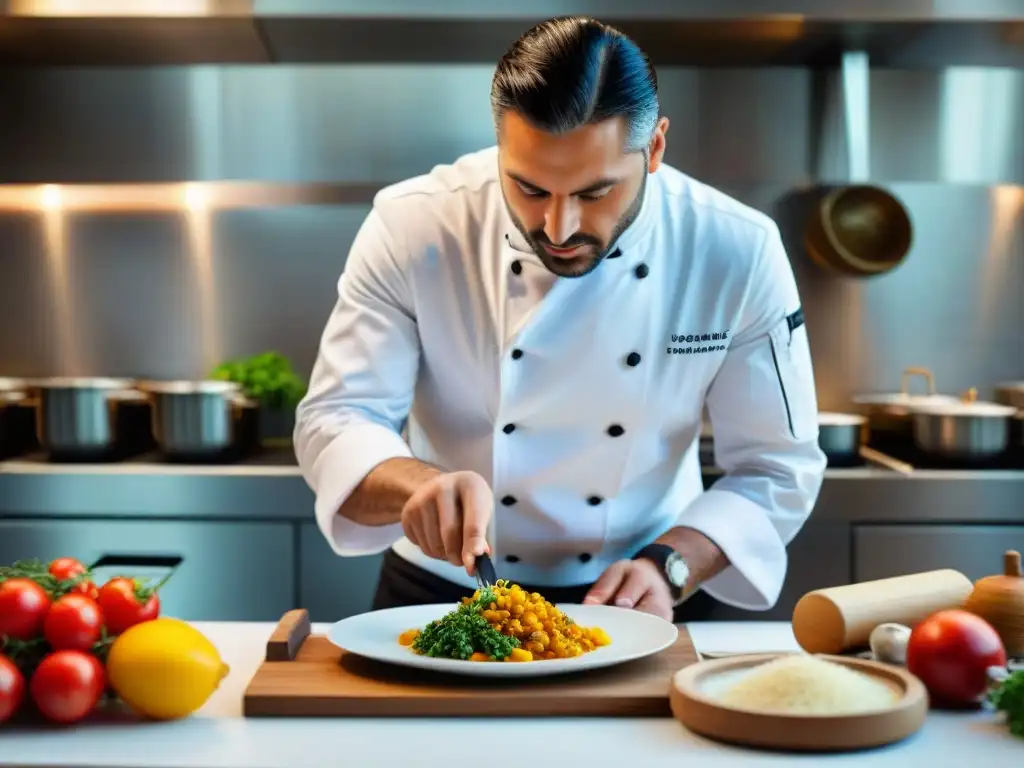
[{"xmin": 106, "ymin": 617, "xmax": 230, "ymax": 720}]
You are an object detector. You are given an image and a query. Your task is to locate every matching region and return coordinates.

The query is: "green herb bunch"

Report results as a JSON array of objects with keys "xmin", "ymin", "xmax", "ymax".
[
  {"xmin": 211, "ymin": 351, "xmax": 306, "ymax": 410},
  {"xmin": 412, "ymin": 586, "xmax": 520, "ymax": 661},
  {"xmin": 989, "ymin": 669, "xmax": 1024, "ymax": 738}
]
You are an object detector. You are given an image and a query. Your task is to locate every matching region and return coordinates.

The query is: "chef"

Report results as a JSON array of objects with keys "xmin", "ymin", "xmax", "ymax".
[{"xmin": 294, "ymin": 16, "xmax": 827, "ymax": 623}]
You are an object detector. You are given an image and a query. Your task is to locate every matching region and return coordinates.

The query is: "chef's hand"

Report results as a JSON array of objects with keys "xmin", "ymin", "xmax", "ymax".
[
  {"xmin": 400, "ymin": 470, "xmax": 493, "ymax": 573},
  {"xmin": 583, "ymin": 559, "xmax": 674, "ymax": 622}
]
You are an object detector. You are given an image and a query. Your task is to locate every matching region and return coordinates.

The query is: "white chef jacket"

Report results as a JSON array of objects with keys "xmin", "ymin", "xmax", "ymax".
[{"xmin": 294, "ymin": 146, "xmax": 826, "ymax": 611}]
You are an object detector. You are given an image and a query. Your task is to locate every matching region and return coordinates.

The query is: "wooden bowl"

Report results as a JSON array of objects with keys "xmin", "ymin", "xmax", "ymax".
[{"xmin": 669, "ymin": 653, "xmax": 928, "ymax": 752}]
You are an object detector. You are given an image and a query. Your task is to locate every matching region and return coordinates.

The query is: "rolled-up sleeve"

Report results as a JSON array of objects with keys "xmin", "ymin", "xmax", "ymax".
[
  {"xmin": 680, "ymin": 222, "xmax": 827, "ymax": 610},
  {"xmin": 294, "ymin": 205, "xmax": 418, "ymax": 556}
]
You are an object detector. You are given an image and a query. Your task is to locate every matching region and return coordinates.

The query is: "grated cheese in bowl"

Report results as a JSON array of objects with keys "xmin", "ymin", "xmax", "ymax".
[{"xmin": 717, "ymin": 654, "xmax": 899, "ymax": 715}]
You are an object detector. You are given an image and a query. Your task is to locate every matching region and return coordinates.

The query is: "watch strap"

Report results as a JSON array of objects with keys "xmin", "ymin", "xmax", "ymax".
[{"xmin": 632, "ymin": 543, "xmax": 686, "ymax": 602}]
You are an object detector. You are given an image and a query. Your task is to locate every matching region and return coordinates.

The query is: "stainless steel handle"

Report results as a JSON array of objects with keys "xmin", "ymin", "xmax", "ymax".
[
  {"xmin": 859, "ymin": 446, "xmax": 915, "ymax": 476},
  {"xmin": 901, "ymin": 366, "xmax": 937, "ymax": 395}
]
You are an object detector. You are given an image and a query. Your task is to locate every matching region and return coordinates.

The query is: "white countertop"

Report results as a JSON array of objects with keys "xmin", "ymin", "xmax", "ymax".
[{"xmin": 0, "ymin": 621, "xmax": 1017, "ymax": 768}]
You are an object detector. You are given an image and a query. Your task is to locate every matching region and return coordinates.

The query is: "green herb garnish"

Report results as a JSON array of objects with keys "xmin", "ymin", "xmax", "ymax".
[
  {"xmin": 411, "ymin": 586, "xmax": 520, "ymax": 661},
  {"xmin": 989, "ymin": 669, "xmax": 1024, "ymax": 738}
]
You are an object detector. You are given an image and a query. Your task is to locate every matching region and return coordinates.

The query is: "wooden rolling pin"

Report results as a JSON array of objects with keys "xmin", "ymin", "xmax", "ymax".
[{"xmin": 792, "ymin": 569, "xmax": 974, "ymax": 654}]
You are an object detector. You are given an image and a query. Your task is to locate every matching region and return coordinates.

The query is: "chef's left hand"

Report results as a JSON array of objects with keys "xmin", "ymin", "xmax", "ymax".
[{"xmin": 582, "ymin": 558, "xmax": 673, "ymax": 622}]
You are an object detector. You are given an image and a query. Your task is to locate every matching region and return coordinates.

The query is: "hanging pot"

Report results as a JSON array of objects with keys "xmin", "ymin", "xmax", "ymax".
[
  {"xmin": 803, "ymin": 51, "xmax": 912, "ymax": 278},
  {"xmin": 805, "ymin": 185, "xmax": 913, "ymax": 277}
]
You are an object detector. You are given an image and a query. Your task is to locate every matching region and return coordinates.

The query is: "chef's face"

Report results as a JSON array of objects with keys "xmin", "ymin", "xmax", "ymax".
[{"xmin": 498, "ymin": 111, "xmax": 668, "ymax": 278}]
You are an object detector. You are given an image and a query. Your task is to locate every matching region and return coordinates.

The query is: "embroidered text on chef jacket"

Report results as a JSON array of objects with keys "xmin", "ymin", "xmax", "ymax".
[{"xmin": 295, "ymin": 146, "xmax": 827, "ymax": 611}]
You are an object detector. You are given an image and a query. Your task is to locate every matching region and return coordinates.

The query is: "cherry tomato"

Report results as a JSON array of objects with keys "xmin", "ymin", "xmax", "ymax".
[
  {"xmin": 0, "ymin": 578, "xmax": 52, "ymax": 641},
  {"xmin": 43, "ymin": 594, "xmax": 104, "ymax": 652},
  {"xmin": 48, "ymin": 557, "xmax": 97, "ymax": 599},
  {"xmin": 96, "ymin": 577, "xmax": 160, "ymax": 635},
  {"xmin": 906, "ymin": 609, "xmax": 1007, "ymax": 707},
  {"xmin": 0, "ymin": 655, "xmax": 26, "ymax": 724},
  {"xmin": 29, "ymin": 650, "xmax": 105, "ymax": 724}
]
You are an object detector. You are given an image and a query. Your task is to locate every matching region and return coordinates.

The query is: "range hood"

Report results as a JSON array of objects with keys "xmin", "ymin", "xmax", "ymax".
[{"xmin": 1, "ymin": 0, "xmax": 1022, "ymax": 67}]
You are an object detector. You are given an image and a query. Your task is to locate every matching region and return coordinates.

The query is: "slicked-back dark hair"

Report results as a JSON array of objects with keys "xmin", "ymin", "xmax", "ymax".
[{"xmin": 491, "ymin": 16, "xmax": 659, "ymax": 153}]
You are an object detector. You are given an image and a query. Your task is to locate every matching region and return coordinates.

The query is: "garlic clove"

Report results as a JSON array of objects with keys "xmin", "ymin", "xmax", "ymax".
[{"xmin": 869, "ymin": 622, "xmax": 912, "ymax": 665}]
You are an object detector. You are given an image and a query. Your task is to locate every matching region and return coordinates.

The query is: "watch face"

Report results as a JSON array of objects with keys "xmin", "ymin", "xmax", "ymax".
[{"xmin": 666, "ymin": 554, "xmax": 689, "ymax": 588}]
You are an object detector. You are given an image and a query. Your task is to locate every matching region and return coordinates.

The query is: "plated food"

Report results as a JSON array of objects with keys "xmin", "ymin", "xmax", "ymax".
[
  {"xmin": 328, "ymin": 598, "xmax": 675, "ymax": 678},
  {"xmin": 398, "ymin": 580, "xmax": 610, "ymax": 662}
]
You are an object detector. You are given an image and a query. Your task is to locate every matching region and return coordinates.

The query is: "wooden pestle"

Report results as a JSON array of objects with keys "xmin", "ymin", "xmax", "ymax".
[{"xmin": 792, "ymin": 569, "xmax": 974, "ymax": 654}]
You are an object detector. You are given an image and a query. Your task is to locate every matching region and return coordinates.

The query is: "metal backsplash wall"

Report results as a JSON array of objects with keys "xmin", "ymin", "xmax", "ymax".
[{"xmin": 0, "ymin": 65, "xmax": 1022, "ymax": 410}]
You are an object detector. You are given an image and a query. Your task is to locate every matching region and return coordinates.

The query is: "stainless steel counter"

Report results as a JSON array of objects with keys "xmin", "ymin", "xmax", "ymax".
[
  {"xmin": 1, "ymin": 452, "xmax": 1022, "ymax": 524},
  {"xmin": 1, "ymin": 452, "xmax": 1022, "ymax": 625}
]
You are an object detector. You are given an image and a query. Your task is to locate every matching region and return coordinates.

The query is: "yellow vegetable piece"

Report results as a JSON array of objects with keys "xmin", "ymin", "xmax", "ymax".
[
  {"xmin": 106, "ymin": 617, "xmax": 230, "ymax": 720},
  {"xmin": 398, "ymin": 629, "xmax": 419, "ymax": 646}
]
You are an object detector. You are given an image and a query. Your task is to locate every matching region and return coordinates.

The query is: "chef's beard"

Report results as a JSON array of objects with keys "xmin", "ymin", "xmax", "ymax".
[{"xmin": 506, "ymin": 170, "xmax": 647, "ymax": 279}]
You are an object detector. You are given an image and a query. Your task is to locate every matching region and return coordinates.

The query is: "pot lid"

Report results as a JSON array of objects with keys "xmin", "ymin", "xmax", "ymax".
[
  {"xmin": 818, "ymin": 411, "xmax": 866, "ymax": 426},
  {"xmin": 912, "ymin": 400, "xmax": 1017, "ymax": 417},
  {"xmin": 136, "ymin": 379, "xmax": 240, "ymax": 395},
  {"xmin": 34, "ymin": 377, "xmax": 134, "ymax": 390},
  {"xmin": 851, "ymin": 392, "xmax": 959, "ymax": 406},
  {"xmin": 0, "ymin": 377, "xmax": 27, "ymax": 392}
]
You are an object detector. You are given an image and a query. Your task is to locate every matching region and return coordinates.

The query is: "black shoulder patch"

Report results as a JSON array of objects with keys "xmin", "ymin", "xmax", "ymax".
[{"xmin": 786, "ymin": 307, "xmax": 805, "ymax": 332}]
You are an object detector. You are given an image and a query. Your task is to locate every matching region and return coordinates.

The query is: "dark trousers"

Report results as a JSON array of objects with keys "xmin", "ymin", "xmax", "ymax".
[{"xmin": 371, "ymin": 549, "xmax": 717, "ymax": 623}]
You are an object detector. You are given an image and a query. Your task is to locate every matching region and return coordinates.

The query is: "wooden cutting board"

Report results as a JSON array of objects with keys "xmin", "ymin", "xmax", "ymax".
[{"xmin": 243, "ymin": 609, "xmax": 700, "ymax": 717}]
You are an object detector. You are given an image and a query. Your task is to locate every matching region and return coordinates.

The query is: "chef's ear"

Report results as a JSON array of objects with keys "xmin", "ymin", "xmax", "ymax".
[{"xmin": 647, "ymin": 117, "xmax": 670, "ymax": 174}]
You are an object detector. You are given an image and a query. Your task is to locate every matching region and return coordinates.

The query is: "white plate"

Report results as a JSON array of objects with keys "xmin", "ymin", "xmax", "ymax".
[{"xmin": 326, "ymin": 602, "xmax": 679, "ymax": 678}]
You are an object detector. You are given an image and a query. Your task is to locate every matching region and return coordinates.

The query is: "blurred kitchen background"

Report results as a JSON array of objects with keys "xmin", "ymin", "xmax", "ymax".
[{"xmin": 0, "ymin": 2, "xmax": 1022, "ymax": 624}]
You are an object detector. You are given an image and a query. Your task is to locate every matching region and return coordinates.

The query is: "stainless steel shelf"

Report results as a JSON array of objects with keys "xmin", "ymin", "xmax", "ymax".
[
  {"xmin": 0, "ymin": 181, "xmax": 384, "ymax": 213},
  {"xmin": 1, "ymin": 1, "xmax": 1022, "ymax": 67}
]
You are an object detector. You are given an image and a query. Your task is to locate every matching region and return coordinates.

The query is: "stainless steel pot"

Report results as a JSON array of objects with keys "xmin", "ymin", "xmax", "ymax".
[
  {"xmin": 138, "ymin": 380, "xmax": 258, "ymax": 461},
  {"xmin": 852, "ymin": 367, "xmax": 959, "ymax": 433},
  {"xmin": 994, "ymin": 382, "xmax": 1024, "ymax": 412},
  {"xmin": 817, "ymin": 412, "xmax": 867, "ymax": 465},
  {"xmin": 1012, "ymin": 413, "xmax": 1024, "ymax": 456},
  {"xmin": 0, "ymin": 378, "xmax": 37, "ymax": 459},
  {"xmin": 32, "ymin": 377, "xmax": 151, "ymax": 461},
  {"xmin": 909, "ymin": 392, "xmax": 1017, "ymax": 462}
]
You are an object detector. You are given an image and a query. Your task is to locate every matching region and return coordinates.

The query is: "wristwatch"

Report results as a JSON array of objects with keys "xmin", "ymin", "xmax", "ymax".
[{"xmin": 633, "ymin": 543, "xmax": 691, "ymax": 604}]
